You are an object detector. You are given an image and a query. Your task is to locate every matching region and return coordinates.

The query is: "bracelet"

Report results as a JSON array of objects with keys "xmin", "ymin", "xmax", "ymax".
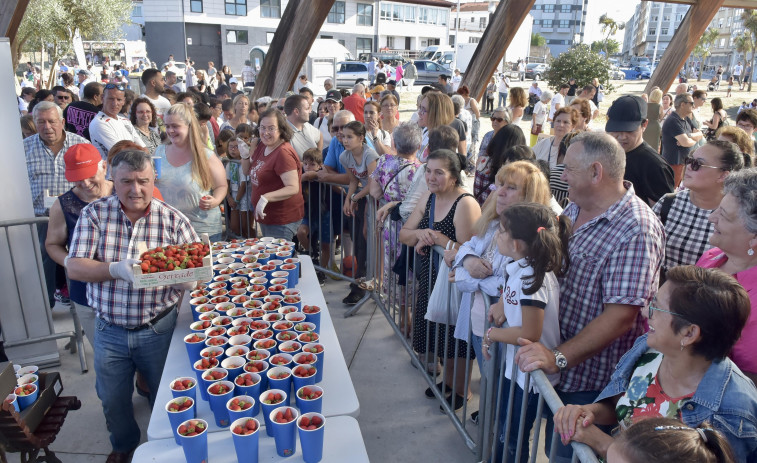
[{"xmin": 485, "ymin": 327, "xmax": 493, "ymax": 346}]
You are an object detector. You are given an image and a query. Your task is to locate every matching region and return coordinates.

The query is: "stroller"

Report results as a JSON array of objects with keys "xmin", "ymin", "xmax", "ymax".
[{"xmin": 524, "ymin": 93, "xmax": 540, "ymax": 116}]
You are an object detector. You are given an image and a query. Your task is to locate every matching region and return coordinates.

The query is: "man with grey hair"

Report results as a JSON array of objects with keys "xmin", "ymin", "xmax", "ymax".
[
  {"xmin": 516, "ymin": 132, "xmax": 665, "ymax": 462},
  {"xmin": 661, "ymin": 93, "xmax": 703, "ymax": 187},
  {"xmin": 323, "ymin": 78, "xmax": 333, "ymax": 93},
  {"xmin": 343, "ymin": 82, "xmax": 366, "ymax": 123},
  {"xmin": 164, "ymin": 70, "xmax": 183, "ymax": 93},
  {"xmin": 67, "ymin": 149, "xmax": 199, "ymax": 463},
  {"xmin": 24, "ymin": 101, "xmax": 90, "ymax": 308}
]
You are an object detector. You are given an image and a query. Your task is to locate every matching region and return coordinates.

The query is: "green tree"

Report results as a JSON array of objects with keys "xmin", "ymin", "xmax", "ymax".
[
  {"xmin": 742, "ymin": 10, "xmax": 757, "ymax": 92},
  {"xmin": 591, "ymin": 39, "xmax": 620, "ymax": 55},
  {"xmin": 692, "ymin": 27, "xmax": 719, "ymax": 82},
  {"xmin": 14, "ymin": 0, "xmax": 133, "ymax": 88},
  {"xmin": 544, "ymin": 44, "xmax": 613, "ymax": 93},
  {"xmin": 531, "ymin": 33, "xmax": 546, "ymax": 47},
  {"xmin": 598, "ymin": 14, "xmax": 625, "ymax": 56}
]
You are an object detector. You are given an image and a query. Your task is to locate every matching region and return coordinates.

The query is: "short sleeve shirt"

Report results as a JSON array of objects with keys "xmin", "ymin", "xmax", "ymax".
[
  {"xmin": 652, "ymin": 190, "xmax": 714, "ymax": 270},
  {"xmin": 339, "ymin": 145, "xmax": 379, "ymax": 189},
  {"xmin": 661, "ymin": 111, "xmax": 693, "ymax": 165},
  {"xmin": 624, "ymin": 141, "xmax": 674, "ymax": 205},
  {"xmin": 287, "ymin": 121, "xmax": 320, "ymax": 160},
  {"xmin": 247, "ymin": 142, "xmax": 304, "ymax": 225}
]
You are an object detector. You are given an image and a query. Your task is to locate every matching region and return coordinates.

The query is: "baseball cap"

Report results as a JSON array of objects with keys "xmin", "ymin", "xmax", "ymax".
[
  {"xmin": 77, "ymin": 69, "xmax": 89, "ymax": 76},
  {"xmin": 325, "ymin": 89, "xmax": 342, "ymax": 102},
  {"xmin": 229, "ymin": 77, "xmax": 238, "ymax": 84},
  {"xmin": 606, "ymin": 95, "xmax": 647, "ymax": 132},
  {"xmin": 387, "ymin": 80, "xmax": 397, "ymax": 86},
  {"xmin": 64, "ymin": 144, "xmax": 102, "ymax": 182}
]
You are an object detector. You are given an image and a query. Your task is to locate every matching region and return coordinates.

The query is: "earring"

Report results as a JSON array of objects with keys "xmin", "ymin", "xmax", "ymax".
[
  {"xmin": 680, "ymin": 340, "xmax": 685, "ymax": 351},
  {"xmin": 749, "ymin": 248, "xmax": 755, "ymax": 256}
]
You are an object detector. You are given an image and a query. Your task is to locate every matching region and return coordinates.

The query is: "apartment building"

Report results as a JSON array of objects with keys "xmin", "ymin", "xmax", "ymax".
[
  {"xmin": 621, "ymin": 1, "xmax": 689, "ymax": 63},
  {"xmin": 529, "ymin": 0, "xmax": 587, "ymax": 57}
]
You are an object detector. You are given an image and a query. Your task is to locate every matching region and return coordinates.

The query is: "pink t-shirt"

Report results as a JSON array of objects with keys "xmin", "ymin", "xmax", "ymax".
[{"xmin": 697, "ymin": 247, "xmax": 757, "ymax": 374}]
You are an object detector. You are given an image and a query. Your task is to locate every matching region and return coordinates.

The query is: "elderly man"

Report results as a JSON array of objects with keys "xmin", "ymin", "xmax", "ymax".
[
  {"xmin": 343, "ymin": 83, "xmax": 367, "ymax": 123},
  {"xmin": 63, "ymin": 82, "xmax": 102, "ymax": 140},
  {"xmin": 661, "ymin": 93, "xmax": 703, "ymax": 187},
  {"xmin": 89, "ymin": 83, "xmax": 145, "ymax": 159},
  {"xmin": 67, "ymin": 150, "xmax": 199, "ymax": 463},
  {"xmin": 606, "ymin": 95, "xmax": 674, "ymax": 205},
  {"xmin": 284, "ymin": 94, "xmax": 322, "ymax": 159},
  {"xmin": 24, "ymin": 101, "xmax": 90, "ymax": 308},
  {"xmin": 77, "ymin": 69, "xmax": 93, "ymax": 100},
  {"xmin": 528, "ymin": 81, "xmax": 542, "ymax": 99},
  {"xmin": 516, "ymin": 132, "xmax": 665, "ymax": 462},
  {"xmin": 323, "ymin": 78, "xmax": 333, "ymax": 94},
  {"xmin": 140, "ymin": 68, "xmax": 171, "ymax": 118}
]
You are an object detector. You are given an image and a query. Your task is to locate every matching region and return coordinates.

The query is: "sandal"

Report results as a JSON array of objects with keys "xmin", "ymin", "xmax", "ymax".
[{"xmin": 357, "ymin": 278, "xmax": 375, "ymax": 291}]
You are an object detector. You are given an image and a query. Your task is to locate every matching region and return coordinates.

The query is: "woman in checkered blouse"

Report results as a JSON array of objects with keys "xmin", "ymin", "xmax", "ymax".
[{"xmin": 652, "ymin": 140, "xmax": 746, "ymax": 276}]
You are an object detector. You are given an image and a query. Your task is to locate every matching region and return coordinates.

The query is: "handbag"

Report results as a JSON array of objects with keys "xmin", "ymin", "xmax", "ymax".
[
  {"xmin": 530, "ymin": 123, "xmax": 543, "ymax": 136},
  {"xmin": 425, "ymin": 240, "xmax": 462, "ymax": 325}
]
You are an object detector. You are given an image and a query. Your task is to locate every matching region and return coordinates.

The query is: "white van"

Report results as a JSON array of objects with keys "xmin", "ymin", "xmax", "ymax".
[{"xmin": 419, "ymin": 46, "xmax": 455, "ymax": 64}]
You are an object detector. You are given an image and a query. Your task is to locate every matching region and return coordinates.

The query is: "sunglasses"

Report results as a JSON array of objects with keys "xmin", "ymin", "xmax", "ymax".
[
  {"xmin": 276, "ymin": 106, "xmax": 284, "ymax": 110},
  {"xmin": 331, "ymin": 125, "xmax": 345, "ymax": 132},
  {"xmin": 491, "ymin": 117, "xmax": 505, "ymax": 122},
  {"xmin": 104, "ymin": 83, "xmax": 126, "ymax": 91},
  {"xmin": 684, "ymin": 156, "xmax": 721, "ymax": 171}
]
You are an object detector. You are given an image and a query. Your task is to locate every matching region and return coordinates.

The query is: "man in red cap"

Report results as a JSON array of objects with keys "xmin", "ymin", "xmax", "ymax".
[{"xmin": 45, "ymin": 143, "xmax": 113, "ymax": 349}]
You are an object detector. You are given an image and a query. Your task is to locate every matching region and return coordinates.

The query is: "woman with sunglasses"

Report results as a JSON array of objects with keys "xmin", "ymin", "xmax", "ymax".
[
  {"xmin": 553, "ymin": 265, "xmax": 757, "ymax": 462},
  {"xmin": 653, "ymin": 140, "xmax": 745, "ymax": 278},
  {"xmin": 697, "ymin": 168, "xmax": 757, "ymax": 384}
]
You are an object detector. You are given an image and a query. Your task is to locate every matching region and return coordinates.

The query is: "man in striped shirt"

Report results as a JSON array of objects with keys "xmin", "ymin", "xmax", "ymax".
[{"xmin": 67, "ymin": 150, "xmax": 198, "ymax": 463}]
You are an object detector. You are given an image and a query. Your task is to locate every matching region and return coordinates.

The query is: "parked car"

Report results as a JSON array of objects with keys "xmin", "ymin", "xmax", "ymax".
[
  {"xmin": 524, "ymin": 63, "xmax": 548, "ymax": 80},
  {"xmin": 405, "ymin": 60, "xmax": 452, "ymax": 85},
  {"xmin": 358, "ymin": 52, "xmax": 406, "ymax": 65},
  {"xmin": 336, "ymin": 61, "xmax": 370, "ymax": 88},
  {"xmin": 162, "ymin": 61, "xmax": 187, "ymax": 81},
  {"xmin": 635, "ymin": 66, "xmax": 652, "ymax": 79},
  {"xmin": 610, "ymin": 65, "xmax": 625, "ymax": 80}
]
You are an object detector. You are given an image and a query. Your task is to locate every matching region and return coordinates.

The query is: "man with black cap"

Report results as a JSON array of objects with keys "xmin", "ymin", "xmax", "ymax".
[
  {"xmin": 606, "ymin": 95, "xmax": 674, "ymax": 205},
  {"xmin": 383, "ymin": 80, "xmax": 400, "ymax": 104}
]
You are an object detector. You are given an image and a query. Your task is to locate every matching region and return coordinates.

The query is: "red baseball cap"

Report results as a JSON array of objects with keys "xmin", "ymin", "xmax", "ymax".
[{"xmin": 64, "ymin": 144, "xmax": 102, "ymax": 182}]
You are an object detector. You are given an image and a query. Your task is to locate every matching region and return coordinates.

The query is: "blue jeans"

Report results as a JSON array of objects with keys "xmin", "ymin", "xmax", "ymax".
[
  {"xmin": 94, "ymin": 307, "xmax": 178, "ymax": 452},
  {"xmin": 498, "ymin": 92, "xmax": 507, "ymax": 108},
  {"xmin": 544, "ymin": 389, "xmax": 612, "ymax": 463},
  {"xmin": 494, "ymin": 376, "xmax": 540, "ymax": 463},
  {"xmin": 259, "ymin": 220, "xmax": 301, "ymax": 241}
]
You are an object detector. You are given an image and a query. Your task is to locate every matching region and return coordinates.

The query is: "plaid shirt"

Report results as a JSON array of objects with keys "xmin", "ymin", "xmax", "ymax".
[
  {"xmin": 24, "ymin": 132, "xmax": 90, "ymax": 215},
  {"xmin": 559, "ymin": 182, "xmax": 665, "ymax": 393},
  {"xmin": 68, "ymin": 195, "xmax": 199, "ymax": 327},
  {"xmin": 652, "ymin": 189, "xmax": 714, "ymax": 270}
]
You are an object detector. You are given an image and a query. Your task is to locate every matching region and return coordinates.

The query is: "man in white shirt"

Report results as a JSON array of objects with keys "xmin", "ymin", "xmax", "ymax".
[
  {"xmin": 241, "ymin": 59, "xmax": 256, "ymax": 87},
  {"xmin": 548, "ymin": 84, "xmax": 569, "ymax": 133},
  {"xmin": 578, "ymin": 85, "xmax": 599, "ymax": 120},
  {"xmin": 284, "ymin": 94, "xmax": 323, "ymax": 159},
  {"xmin": 498, "ymin": 74, "xmax": 510, "ymax": 107},
  {"xmin": 518, "ymin": 61, "xmax": 525, "ymax": 81},
  {"xmin": 528, "ymin": 82, "xmax": 542, "ymax": 99},
  {"xmin": 185, "ymin": 59, "xmax": 195, "ymax": 87},
  {"xmin": 293, "ymin": 74, "xmax": 314, "ymax": 93},
  {"xmin": 734, "ymin": 61, "xmax": 744, "ymax": 87},
  {"xmin": 89, "ymin": 83, "xmax": 145, "ymax": 159},
  {"xmin": 451, "ymin": 69, "xmax": 462, "ymax": 92},
  {"xmin": 140, "ymin": 69, "xmax": 171, "ymax": 118},
  {"xmin": 77, "ymin": 70, "xmax": 94, "ymax": 100}
]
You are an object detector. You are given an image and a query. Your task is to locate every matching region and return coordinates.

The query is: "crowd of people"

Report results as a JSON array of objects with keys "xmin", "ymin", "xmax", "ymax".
[{"xmin": 17, "ymin": 56, "xmax": 757, "ymax": 463}]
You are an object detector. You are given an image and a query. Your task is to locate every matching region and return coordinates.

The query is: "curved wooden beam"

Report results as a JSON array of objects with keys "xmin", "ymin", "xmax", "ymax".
[
  {"xmin": 459, "ymin": 0, "xmax": 537, "ymax": 101},
  {"xmin": 1, "ymin": 0, "xmax": 29, "ymax": 43},
  {"xmin": 251, "ymin": 0, "xmax": 335, "ymax": 100},
  {"xmin": 645, "ymin": 0, "xmax": 725, "ymax": 94}
]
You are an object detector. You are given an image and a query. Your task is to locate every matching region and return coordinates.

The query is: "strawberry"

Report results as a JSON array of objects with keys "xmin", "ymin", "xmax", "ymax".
[
  {"xmin": 298, "ymin": 333, "xmax": 318, "ymax": 343},
  {"xmin": 298, "ymin": 387, "xmax": 322, "ymax": 400},
  {"xmin": 263, "ymin": 392, "xmax": 283, "ymax": 405},
  {"xmin": 178, "ymin": 419, "xmax": 206, "ymax": 436},
  {"xmin": 14, "ymin": 385, "xmax": 35, "ymax": 396},
  {"xmin": 168, "ymin": 398, "xmax": 193, "ymax": 412},
  {"xmin": 303, "ymin": 305, "xmax": 320, "ymax": 314},
  {"xmin": 294, "ymin": 366, "xmax": 315, "ymax": 377},
  {"xmin": 185, "ymin": 334, "xmax": 204, "ymax": 343}
]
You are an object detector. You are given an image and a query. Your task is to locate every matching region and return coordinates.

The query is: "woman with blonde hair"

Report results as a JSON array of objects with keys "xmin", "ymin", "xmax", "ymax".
[
  {"xmin": 220, "ymin": 94, "xmax": 251, "ymax": 132},
  {"xmin": 154, "ymin": 103, "xmax": 228, "ymax": 241},
  {"xmin": 717, "ymin": 125, "xmax": 755, "ymax": 160},
  {"xmin": 508, "ymin": 87, "xmax": 527, "ymax": 124},
  {"xmin": 419, "ymin": 91, "xmax": 466, "ymax": 158},
  {"xmin": 644, "ymin": 88, "xmax": 663, "ymax": 151}
]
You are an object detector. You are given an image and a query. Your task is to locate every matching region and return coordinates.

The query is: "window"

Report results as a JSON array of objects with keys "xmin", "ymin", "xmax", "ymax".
[
  {"xmin": 449, "ymin": 35, "xmax": 455, "ymax": 46},
  {"xmin": 357, "ymin": 37, "xmax": 372, "ymax": 56},
  {"xmin": 721, "ymin": 38, "xmax": 726, "ymax": 47},
  {"xmin": 651, "ymin": 16, "xmax": 657, "ymax": 22},
  {"xmin": 226, "ymin": 30, "xmax": 248, "ymax": 44},
  {"xmin": 479, "ymin": 17, "xmax": 486, "ymax": 28},
  {"xmin": 266, "ymin": 32, "xmax": 275, "ymax": 44},
  {"xmin": 439, "ymin": 9, "xmax": 448, "ymax": 26},
  {"xmin": 559, "ymin": 19, "xmax": 570, "ymax": 28},
  {"xmin": 190, "ymin": 0, "xmax": 202, "ymax": 13},
  {"xmin": 338, "ymin": 39, "xmax": 345, "ymax": 46},
  {"xmin": 428, "ymin": 8, "xmax": 438, "ymax": 25},
  {"xmin": 561, "ymin": 4, "xmax": 571, "ymax": 12},
  {"xmin": 327, "ymin": 1, "xmax": 345, "ymax": 23},
  {"xmin": 357, "ymin": 3, "xmax": 373, "ymax": 26},
  {"xmin": 260, "ymin": 0, "xmax": 280, "ymax": 18},
  {"xmin": 542, "ymin": 19, "xmax": 553, "ymax": 28},
  {"xmin": 676, "ymin": 14, "xmax": 683, "ymax": 21},
  {"xmin": 468, "ymin": 37, "xmax": 480, "ymax": 43},
  {"xmin": 663, "ymin": 15, "xmax": 670, "ymax": 21},
  {"xmin": 649, "ymin": 28, "xmax": 656, "ymax": 35},
  {"xmin": 405, "ymin": 6, "xmax": 415, "ymax": 22},
  {"xmin": 387, "ymin": 36, "xmax": 395, "ymax": 48},
  {"xmin": 661, "ymin": 28, "xmax": 668, "ymax": 35},
  {"xmin": 544, "ymin": 4, "xmax": 554, "ymax": 13},
  {"xmin": 393, "ymin": 4, "xmax": 403, "ymax": 21},
  {"xmin": 132, "ymin": 4, "xmax": 143, "ymax": 17},
  {"xmin": 380, "ymin": 3, "xmax": 392, "ymax": 21},
  {"xmin": 418, "ymin": 7, "xmax": 428, "ymax": 24},
  {"xmin": 225, "ymin": 0, "xmax": 246, "ymax": 16}
]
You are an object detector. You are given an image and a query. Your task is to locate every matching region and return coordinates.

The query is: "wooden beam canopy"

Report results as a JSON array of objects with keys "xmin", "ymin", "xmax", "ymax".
[
  {"xmin": 251, "ymin": 0, "xmax": 335, "ymax": 101},
  {"xmin": 459, "ymin": 0, "xmax": 536, "ymax": 101},
  {"xmin": 645, "ymin": 0, "xmax": 726, "ymax": 94},
  {"xmin": 1, "ymin": 0, "xmax": 29, "ymax": 43},
  {"xmin": 663, "ymin": 0, "xmax": 757, "ymax": 9}
]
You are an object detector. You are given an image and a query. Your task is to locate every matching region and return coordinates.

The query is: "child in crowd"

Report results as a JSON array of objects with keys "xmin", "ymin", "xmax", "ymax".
[
  {"xmin": 609, "ymin": 417, "xmax": 736, "ymax": 463},
  {"xmin": 235, "ymin": 123, "xmax": 255, "ymax": 145},
  {"xmin": 215, "ymin": 128, "xmax": 235, "ymax": 158},
  {"xmin": 483, "ymin": 202, "xmax": 572, "ymax": 463},
  {"xmin": 221, "ymin": 99, "xmax": 234, "ymax": 123},
  {"xmin": 297, "ymin": 148, "xmax": 329, "ymax": 285},
  {"xmin": 726, "ymin": 76, "xmax": 734, "ymax": 98},
  {"xmin": 225, "ymin": 136, "xmax": 252, "ymax": 237}
]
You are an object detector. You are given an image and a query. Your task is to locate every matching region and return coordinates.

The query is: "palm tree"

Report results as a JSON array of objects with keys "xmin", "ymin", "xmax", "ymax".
[
  {"xmin": 599, "ymin": 14, "xmax": 625, "ymax": 57},
  {"xmin": 693, "ymin": 28, "xmax": 719, "ymax": 82},
  {"xmin": 742, "ymin": 10, "xmax": 757, "ymax": 91},
  {"xmin": 735, "ymin": 33, "xmax": 753, "ymax": 90}
]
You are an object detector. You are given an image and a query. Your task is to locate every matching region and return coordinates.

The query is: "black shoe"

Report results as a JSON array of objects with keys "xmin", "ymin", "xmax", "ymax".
[
  {"xmin": 440, "ymin": 393, "xmax": 468, "ymax": 412},
  {"xmin": 425, "ymin": 381, "xmax": 450, "ymax": 398},
  {"xmin": 471, "ymin": 410, "xmax": 479, "ymax": 424},
  {"xmin": 342, "ymin": 289, "xmax": 364, "ymax": 305},
  {"xmin": 316, "ymin": 271, "xmax": 326, "ymax": 286}
]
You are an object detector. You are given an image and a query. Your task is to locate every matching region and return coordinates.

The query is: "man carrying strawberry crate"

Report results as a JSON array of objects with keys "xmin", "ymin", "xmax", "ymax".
[{"xmin": 66, "ymin": 149, "xmax": 203, "ymax": 463}]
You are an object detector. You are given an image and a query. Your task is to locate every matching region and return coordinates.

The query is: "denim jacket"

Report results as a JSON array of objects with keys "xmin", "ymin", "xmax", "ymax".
[
  {"xmin": 452, "ymin": 221, "xmax": 510, "ymax": 340},
  {"xmin": 596, "ymin": 334, "xmax": 757, "ymax": 462}
]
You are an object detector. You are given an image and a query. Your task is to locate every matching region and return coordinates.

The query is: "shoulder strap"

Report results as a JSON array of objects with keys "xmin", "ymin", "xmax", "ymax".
[
  {"xmin": 429, "ymin": 193, "xmax": 436, "ymax": 229},
  {"xmin": 658, "ymin": 192, "xmax": 677, "ymax": 226},
  {"xmin": 382, "ymin": 162, "xmax": 413, "ymax": 196}
]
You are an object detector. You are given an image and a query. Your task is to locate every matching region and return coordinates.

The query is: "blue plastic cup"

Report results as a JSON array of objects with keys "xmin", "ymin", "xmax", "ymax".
[
  {"xmin": 244, "ymin": 360, "xmax": 269, "ymax": 391},
  {"xmin": 278, "ymin": 341, "xmax": 302, "ymax": 356},
  {"xmin": 234, "ymin": 372, "xmax": 262, "ymax": 415},
  {"xmin": 269, "ymin": 353, "xmax": 293, "ymax": 369},
  {"xmin": 295, "ymin": 385, "xmax": 323, "ymax": 415},
  {"xmin": 17, "ymin": 374, "xmax": 39, "ymax": 390},
  {"xmin": 4, "ymin": 393, "xmax": 19, "ymax": 413},
  {"xmin": 221, "ymin": 356, "xmax": 246, "ymax": 383},
  {"xmin": 253, "ymin": 339, "xmax": 277, "ymax": 357},
  {"xmin": 165, "ymin": 397, "xmax": 196, "ymax": 445},
  {"xmin": 192, "ymin": 357, "xmax": 219, "ymax": 401},
  {"xmin": 200, "ymin": 367, "xmax": 228, "ymax": 404},
  {"xmin": 227, "ymin": 394, "xmax": 256, "ymax": 423},
  {"xmin": 206, "ymin": 380, "xmax": 235, "ymax": 427},
  {"xmin": 267, "ymin": 366, "xmax": 293, "ymax": 399},
  {"xmin": 302, "ymin": 343, "xmax": 325, "ymax": 383},
  {"xmin": 152, "ymin": 156, "xmax": 162, "ymax": 179},
  {"xmin": 230, "ymin": 417, "xmax": 261, "ymax": 463},
  {"xmin": 297, "ymin": 412, "xmax": 325, "ymax": 463},
  {"xmin": 292, "ymin": 364, "xmax": 317, "ymax": 392},
  {"xmin": 184, "ymin": 333, "xmax": 208, "ymax": 366},
  {"xmin": 269, "ymin": 406, "xmax": 299, "ymax": 458},
  {"xmin": 302, "ymin": 306, "xmax": 322, "ymax": 334},
  {"xmin": 271, "ymin": 321, "xmax": 294, "ymax": 337},
  {"xmin": 259, "ymin": 389, "xmax": 287, "ymax": 437},
  {"xmin": 170, "ymin": 377, "xmax": 198, "ymax": 403},
  {"xmin": 200, "ymin": 345, "xmax": 226, "ymax": 365},
  {"xmin": 176, "ymin": 419, "xmax": 208, "ymax": 463},
  {"xmin": 281, "ymin": 263, "xmax": 298, "ymax": 287},
  {"xmin": 14, "ymin": 384, "xmax": 37, "ymax": 411},
  {"xmin": 228, "ymin": 334, "xmax": 252, "ymax": 350}
]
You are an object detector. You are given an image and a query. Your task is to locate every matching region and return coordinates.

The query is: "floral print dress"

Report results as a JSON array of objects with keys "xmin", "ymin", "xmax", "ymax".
[
  {"xmin": 370, "ymin": 154, "xmax": 421, "ymax": 287},
  {"xmin": 615, "ymin": 349, "xmax": 694, "ymax": 430}
]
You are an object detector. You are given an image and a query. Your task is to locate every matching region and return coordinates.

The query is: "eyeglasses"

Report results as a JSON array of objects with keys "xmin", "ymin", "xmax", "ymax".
[
  {"xmin": 259, "ymin": 126, "xmax": 279, "ymax": 133},
  {"xmin": 682, "ymin": 100, "xmax": 694, "ymax": 105},
  {"xmin": 331, "ymin": 125, "xmax": 345, "ymax": 132},
  {"xmin": 491, "ymin": 117, "xmax": 505, "ymax": 123},
  {"xmin": 685, "ymin": 156, "xmax": 722, "ymax": 171},
  {"xmin": 56, "ymin": 95, "xmax": 71, "ymax": 101},
  {"xmin": 104, "ymin": 83, "xmax": 126, "ymax": 91},
  {"xmin": 648, "ymin": 304, "xmax": 686, "ymax": 320},
  {"xmin": 276, "ymin": 106, "xmax": 284, "ymax": 110}
]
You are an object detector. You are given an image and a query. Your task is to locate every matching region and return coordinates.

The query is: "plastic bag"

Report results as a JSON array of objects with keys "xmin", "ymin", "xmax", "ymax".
[{"xmin": 425, "ymin": 241, "xmax": 462, "ymax": 325}]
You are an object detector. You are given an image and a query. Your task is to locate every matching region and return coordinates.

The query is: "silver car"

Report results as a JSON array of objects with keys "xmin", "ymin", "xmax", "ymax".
[
  {"xmin": 407, "ymin": 60, "xmax": 452, "ymax": 85},
  {"xmin": 336, "ymin": 61, "xmax": 370, "ymax": 89}
]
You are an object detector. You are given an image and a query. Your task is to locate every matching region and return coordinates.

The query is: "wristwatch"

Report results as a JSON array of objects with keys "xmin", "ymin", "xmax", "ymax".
[
  {"xmin": 553, "ymin": 349, "xmax": 568, "ymax": 372},
  {"xmin": 350, "ymin": 193, "xmax": 358, "ymax": 202}
]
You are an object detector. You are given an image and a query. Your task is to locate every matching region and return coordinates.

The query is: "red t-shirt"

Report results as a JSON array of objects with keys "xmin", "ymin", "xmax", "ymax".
[
  {"xmin": 247, "ymin": 141, "xmax": 304, "ymax": 225},
  {"xmin": 343, "ymin": 94, "xmax": 366, "ymax": 123}
]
